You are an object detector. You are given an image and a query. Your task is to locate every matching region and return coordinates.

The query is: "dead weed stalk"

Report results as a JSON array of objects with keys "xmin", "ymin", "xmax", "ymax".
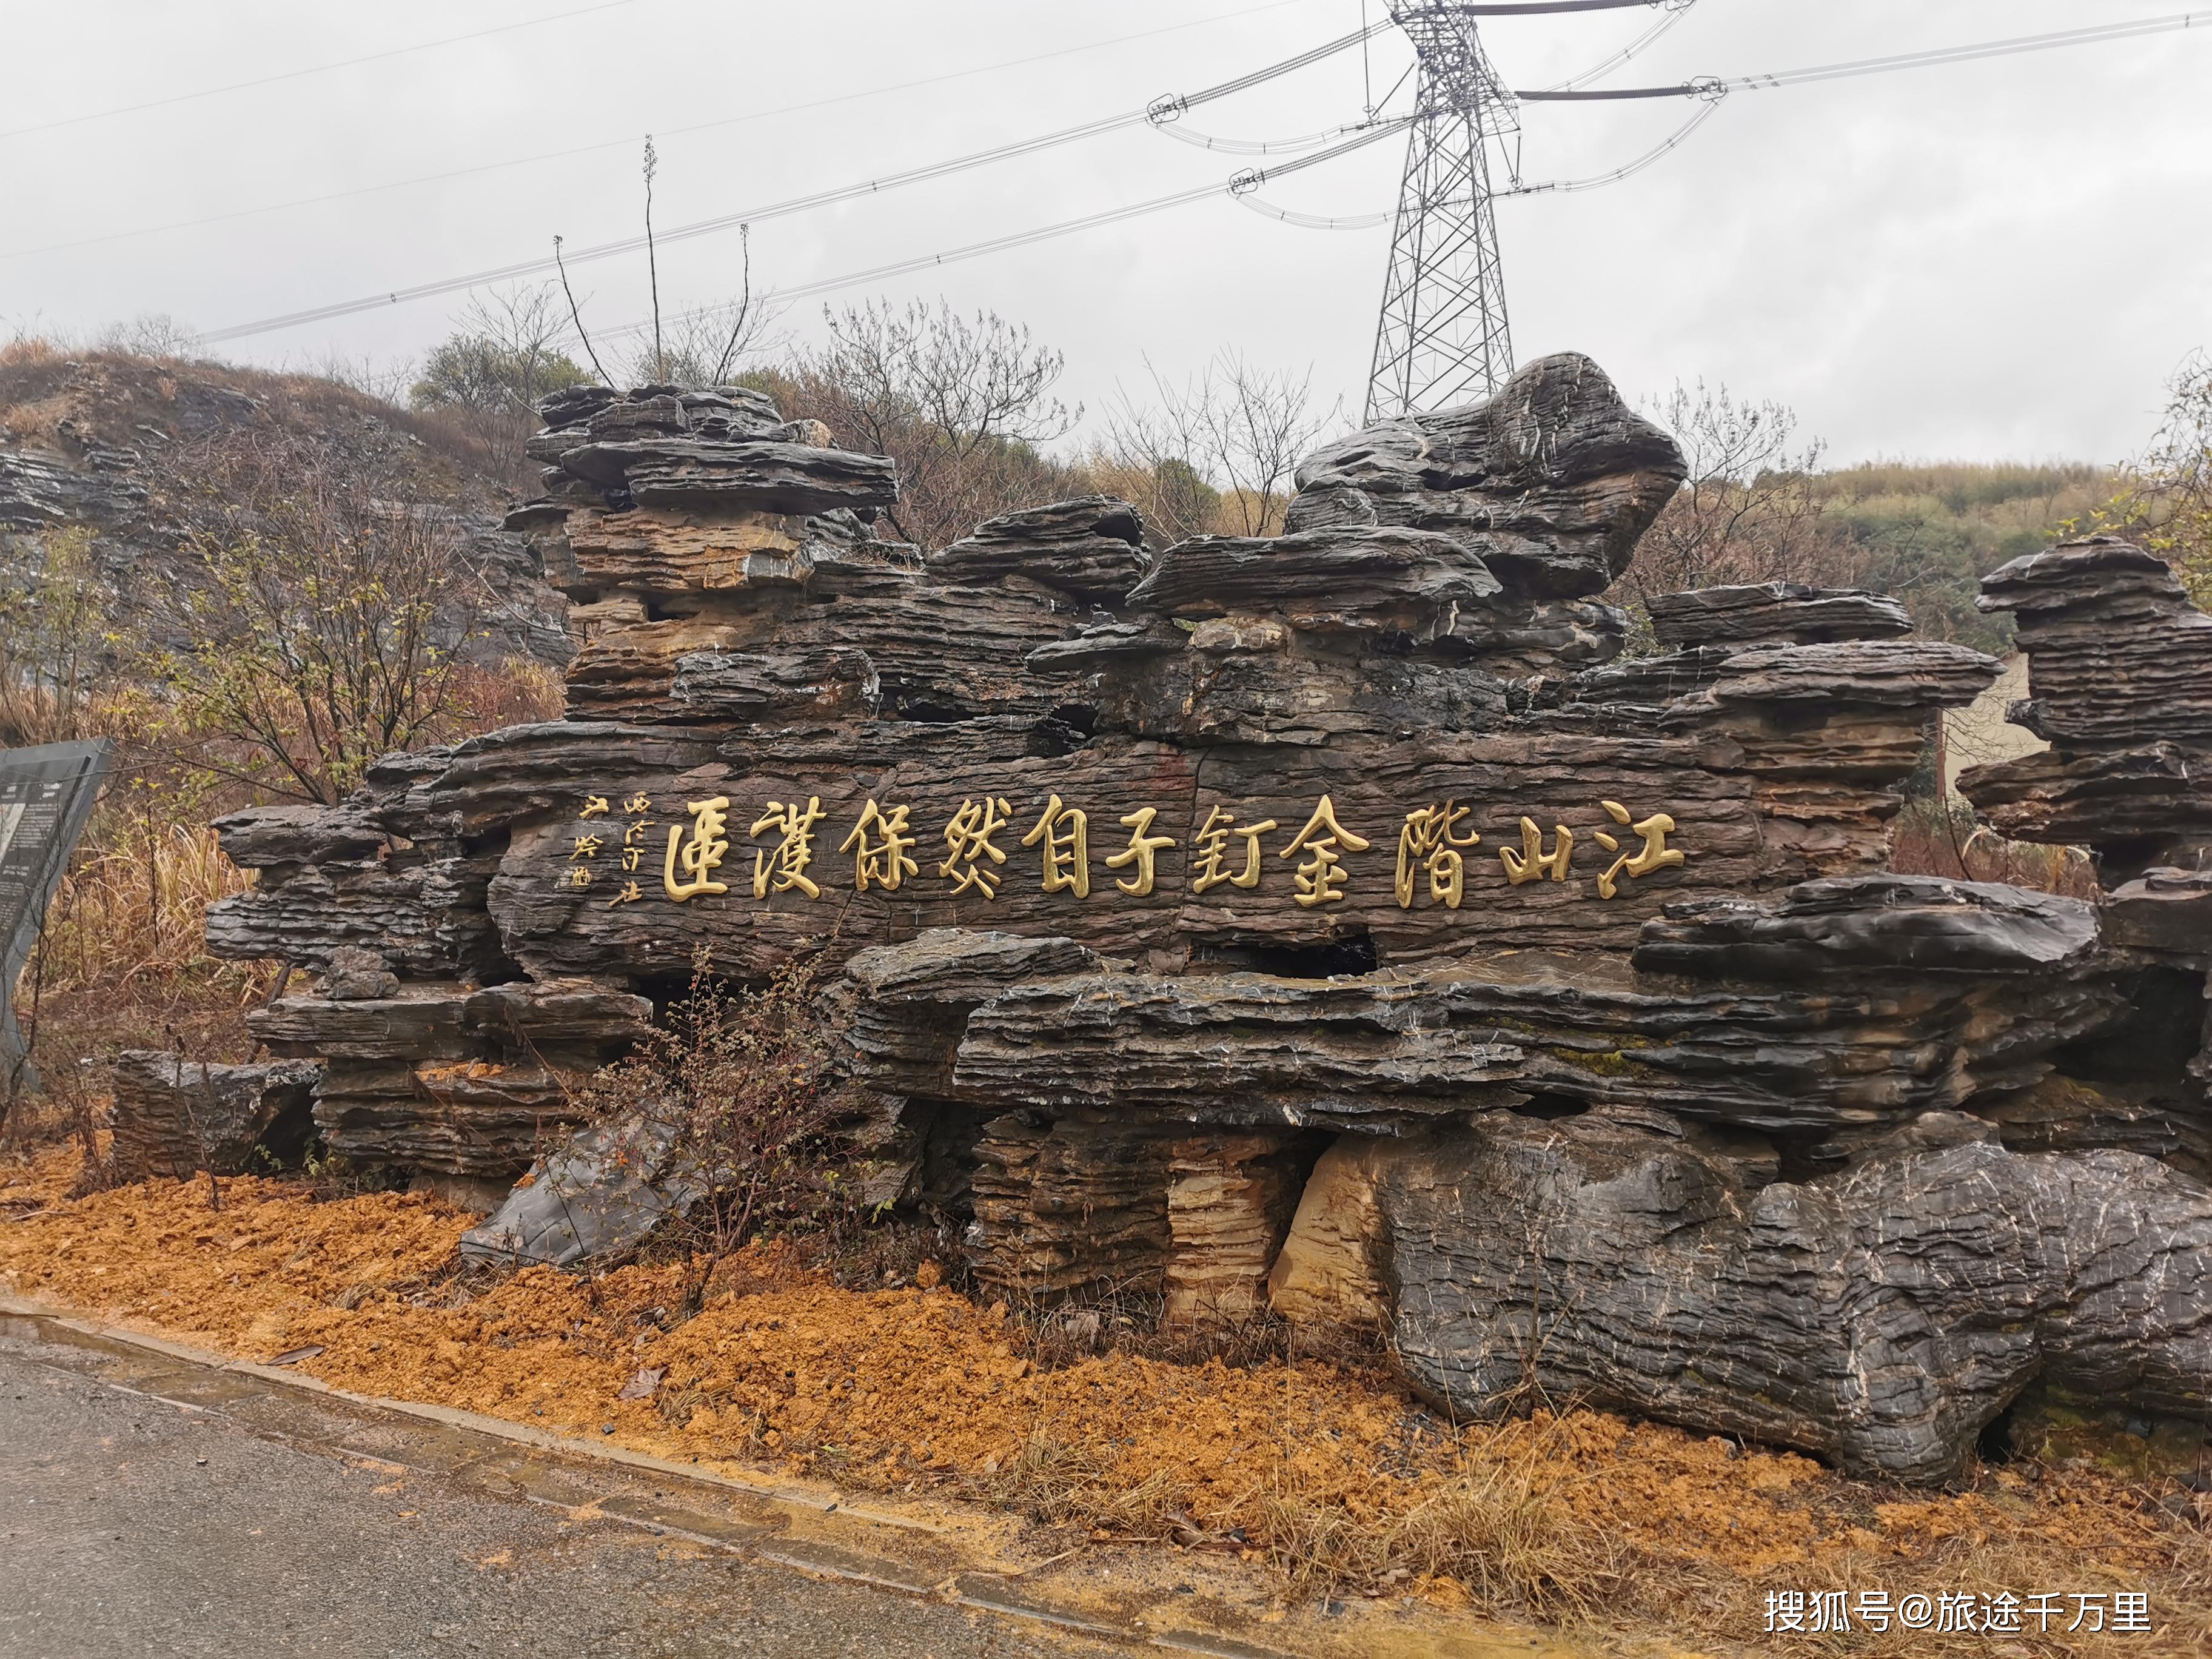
[{"xmin": 1239, "ymin": 1416, "xmax": 1629, "ymax": 1617}]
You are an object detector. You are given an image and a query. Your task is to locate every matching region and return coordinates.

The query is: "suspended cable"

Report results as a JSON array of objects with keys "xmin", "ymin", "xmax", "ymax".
[
  {"xmin": 4, "ymin": 0, "xmax": 1312, "ymax": 265},
  {"xmin": 1453, "ymin": 2, "xmax": 1667, "ymax": 13},
  {"xmin": 1517, "ymin": 9, "xmax": 2212, "ymax": 99},
  {"xmin": 1237, "ymin": 196, "xmax": 1391, "ymax": 230},
  {"xmin": 1142, "ymin": 18, "xmax": 1390, "ymax": 122},
  {"xmin": 198, "ymin": 22, "xmax": 1389, "ymax": 345},
  {"xmin": 1228, "ymin": 116, "xmax": 1418, "ymax": 190},
  {"xmin": 593, "ymin": 184, "xmax": 1222, "ymax": 344},
  {"xmin": 1153, "ymin": 118, "xmax": 1372, "ymax": 156},
  {"xmin": 1504, "ymin": 98, "xmax": 1721, "ymax": 193},
  {"xmin": 0, "ymin": 0, "xmax": 640, "ymax": 142},
  {"xmin": 1540, "ymin": 0, "xmax": 1695, "ymax": 93},
  {"xmin": 595, "ymin": 117, "xmax": 1418, "ymax": 344}
]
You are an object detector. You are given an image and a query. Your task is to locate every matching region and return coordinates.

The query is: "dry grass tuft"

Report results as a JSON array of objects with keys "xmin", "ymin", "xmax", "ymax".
[
  {"xmin": 38, "ymin": 823, "xmax": 261, "ymax": 998},
  {"xmin": 1240, "ymin": 1416, "xmax": 1632, "ymax": 1617},
  {"xmin": 982, "ymin": 1429, "xmax": 1210, "ymax": 1546}
]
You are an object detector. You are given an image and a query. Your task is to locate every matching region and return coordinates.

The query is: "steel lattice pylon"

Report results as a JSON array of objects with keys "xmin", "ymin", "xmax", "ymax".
[{"xmin": 1366, "ymin": 4, "xmax": 1521, "ymax": 422}]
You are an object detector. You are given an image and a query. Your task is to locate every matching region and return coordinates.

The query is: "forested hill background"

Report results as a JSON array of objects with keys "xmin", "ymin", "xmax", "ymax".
[{"xmin": 1792, "ymin": 461, "xmax": 2113, "ymax": 654}]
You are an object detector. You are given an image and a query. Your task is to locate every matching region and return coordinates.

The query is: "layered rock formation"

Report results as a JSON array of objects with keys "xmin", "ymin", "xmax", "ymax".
[
  {"xmin": 1959, "ymin": 535, "xmax": 2212, "ymax": 1139},
  {"xmin": 203, "ymin": 357, "xmax": 2212, "ymax": 1482},
  {"xmin": 1960, "ymin": 540, "xmax": 2212, "ymax": 873},
  {"xmin": 107, "ymin": 1052, "xmax": 320, "ymax": 1181},
  {"xmin": 1375, "ymin": 1113, "xmax": 2212, "ymax": 1484}
]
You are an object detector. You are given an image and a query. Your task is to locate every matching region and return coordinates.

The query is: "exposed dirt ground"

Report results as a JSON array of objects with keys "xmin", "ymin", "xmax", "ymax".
[{"xmin": 4, "ymin": 1145, "xmax": 2207, "ymax": 1655}]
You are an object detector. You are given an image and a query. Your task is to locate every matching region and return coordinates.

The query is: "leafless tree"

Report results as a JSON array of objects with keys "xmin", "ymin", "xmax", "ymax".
[
  {"xmin": 316, "ymin": 351, "xmax": 418, "ymax": 407},
  {"xmin": 567, "ymin": 947, "xmax": 846, "ymax": 1318},
  {"xmin": 146, "ymin": 426, "xmax": 481, "ymax": 805},
  {"xmin": 95, "ymin": 312, "xmax": 203, "ymax": 361},
  {"xmin": 1102, "ymin": 352, "xmax": 1342, "ymax": 543},
  {"xmin": 797, "ymin": 298, "xmax": 1079, "ymax": 548},
  {"xmin": 412, "ymin": 284, "xmax": 586, "ymax": 416},
  {"xmin": 1625, "ymin": 380, "xmax": 1840, "ymax": 597}
]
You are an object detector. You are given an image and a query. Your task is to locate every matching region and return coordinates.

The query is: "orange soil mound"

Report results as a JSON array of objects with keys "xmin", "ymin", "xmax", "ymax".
[{"xmin": 4, "ymin": 1153, "xmax": 2206, "ymax": 1645}]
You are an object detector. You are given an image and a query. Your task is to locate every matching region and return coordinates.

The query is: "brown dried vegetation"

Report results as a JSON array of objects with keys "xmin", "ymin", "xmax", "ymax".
[{"xmin": 2, "ymin": 1147, "xmax": 2205, "ymax": 1653}]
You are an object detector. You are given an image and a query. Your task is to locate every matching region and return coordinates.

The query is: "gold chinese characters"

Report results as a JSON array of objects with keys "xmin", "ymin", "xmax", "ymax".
[
  {"xmin": 663, "ymin": 796, "xmax": 732, "ymax": 902},
  {"xmin": 1280, "ymin": 795, "xmax": 1369, "ymax": 909},
  {"xmin": 840, "ymin": 799, "xmax": 918, "ymax": 893},
  {"xmin": 560, "ymin": 789, "xmax": 1689, "ymax": 907},
  {"xmin": 1396, "ymin": 800, "xmax": 1481, "ymax": 910}
]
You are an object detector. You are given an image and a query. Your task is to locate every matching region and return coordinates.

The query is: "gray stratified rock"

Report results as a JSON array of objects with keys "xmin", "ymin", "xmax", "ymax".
[
  {"xmin": 951, "ymin": 969, "xmax": 1530, "ymax": 1129},
  {"xmin": 205, "ymin": 852, "xmax": 505, "ymax": 980},
  {"xmin": 2102, "ymin": 867, "xmax": 2212, "ymax": 963},
  {"xmin": 555, "ymin": 437, "xmax": 899, "ymax": 515},
  {"xmin": 0, "ymin": 447, "xmax": 149, "ymax": 529},
  {"xmin": 1709, "ymin": 640, "xmax": 2003, "ymax": 708},
  {"xmin": 196, "ymin": 364, "xmax": 2212, "ymax": 1472},
  {"xmin": 321, "ymin": 945, "xmax": 400, "ymax": 1000},
  {"xmin": 1647, "ymin": 583, "xmax": 1912, "ymax": 649},
  {"xmin": 1962, "ymin": 537, "xmax": 2212, "ymax": 876},
  {"xmin": 532, "ymin": 384, "xmax": 620, "ymax": 431},
  {"xmin": 968, "ymin": 1113, "xmax": 1173, "ymax": 1295},
  {"xmin": 109, "ymin": 1053, "xmax": 321, "ymax": 1180},
  {"xmin": 1285, "ymin": 353, "xmax": 1684, "ymax": 600},
  {"xmin": 1372, "ymin": 1111, "xmax": 2212, "ymax": 1483},
  {"xmin": 246, "ymin": 978, "xmax": 651, "ymax": 1178},
  {"xmin": 840, "ymin": 931, "xmax": 1102, "ymax": 1099},
  {"xmin": 1127, "ymin": 525, "xmax": 1502, "ymax": 638},
  {"xmin": 1632, "ymin": 875, "xmax": 2100, "ymax": 979},
  {"xmin": 252, "ymin": 988, "xmax": 473, "ymax": 1061},
  {"xmin": 1980, "ymin": 538, "xmax": 2212, "ymax": 749},
  {"xmin": 210, "ymin": 803, "xmax": 389, "ymax": 872},
  {"xmin": 1960, "ymin": 743, "xmax": 2212, "ymax": 861},
  {"xmin": 309, "ymin": 1059, "xmax": 580, "ymax": 1179},
  {"xmin": 936, "ymin": 942, "xmax": 2121, "ymax": 1139},
  {"xmin": 928, "ymin": 496, "xmax": 1149, "ymax": 604},
  {"xmin": 460, "ymin": 1111, "xmax": 701, "ymax": 1269}
]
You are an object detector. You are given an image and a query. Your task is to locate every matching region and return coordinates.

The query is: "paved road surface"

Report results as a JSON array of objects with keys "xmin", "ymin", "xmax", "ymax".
[{"xmin": 0, "ymin": 1323, "xmax": 1125, "ymax": 1659}]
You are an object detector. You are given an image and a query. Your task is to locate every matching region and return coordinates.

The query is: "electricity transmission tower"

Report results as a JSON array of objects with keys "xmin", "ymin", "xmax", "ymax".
[{"xmin": 1366, "ymin": 4, "xmax": 1521, "ymax": 421}]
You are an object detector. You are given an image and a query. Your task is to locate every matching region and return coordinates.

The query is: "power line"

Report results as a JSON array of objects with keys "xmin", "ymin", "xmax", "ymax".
[
  {"xmin": 1238, "ymin": 195, "xmax": 1392, "ymax": 229},
  {"xmin": 1162, "ymin": 0, "xmax": 1694, "ymax": 156},
  {"xmin": 592, "ymin": 119, "xmax": 1419, "ymax": 344},
  {"xmin": 190, "ymin": 4, "xmax": 2212, "ymax": 357},
  {"xmin": 1506, "ymin": 98, "xmax": 1721, "ymax": 193},
  {"xmin": 196, "ymin": 21, "xmax": 1391, "ymax": 346},
  {"xmin": 4, "ymin": 0, "xmax": 1315, "ymax": 264},
  {"xmin": 0, "ymin": 0, "xmax": 640, "ymax": 142},
  {"xmin": 1540, "ymin": 0, "xmax": 1694, "ymax": 92},
  {"xmin": 1153, "ymin": 118, "xmax": 1374, "ymax": 156},
  {"xmin": 1517, "ymin": 9, "xmax": 2212, "ymax": 99},
  {"xmin": 1451, "ymin": 2, "xmax": 1665, "ymax": 12}
]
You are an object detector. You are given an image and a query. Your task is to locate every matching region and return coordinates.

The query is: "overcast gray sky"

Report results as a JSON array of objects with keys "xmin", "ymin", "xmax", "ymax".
[{"xmin": 3, "ymin": 1, "xmax": 2206, "ymax": 465}]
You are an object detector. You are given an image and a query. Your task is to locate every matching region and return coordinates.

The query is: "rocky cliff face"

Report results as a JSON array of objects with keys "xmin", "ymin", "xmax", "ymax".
[{"xmin": 183, "ymin": 354, "xmax": 2212, "ymax": 1483}]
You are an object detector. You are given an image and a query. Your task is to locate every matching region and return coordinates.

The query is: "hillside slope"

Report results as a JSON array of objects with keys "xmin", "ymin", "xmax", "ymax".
[
  {"xmin": 0, "ymin": 344, "xmax": 569, "ymax": 668},
  {"xmin": 1808, "ymin": 460, "xmax": 2114, "ymax": 654}
]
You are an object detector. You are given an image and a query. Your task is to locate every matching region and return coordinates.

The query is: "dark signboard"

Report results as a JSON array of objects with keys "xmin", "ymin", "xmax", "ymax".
[{"xmin": 1, "ymin": 739, "xmax": 112, "ymax": 1093}]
